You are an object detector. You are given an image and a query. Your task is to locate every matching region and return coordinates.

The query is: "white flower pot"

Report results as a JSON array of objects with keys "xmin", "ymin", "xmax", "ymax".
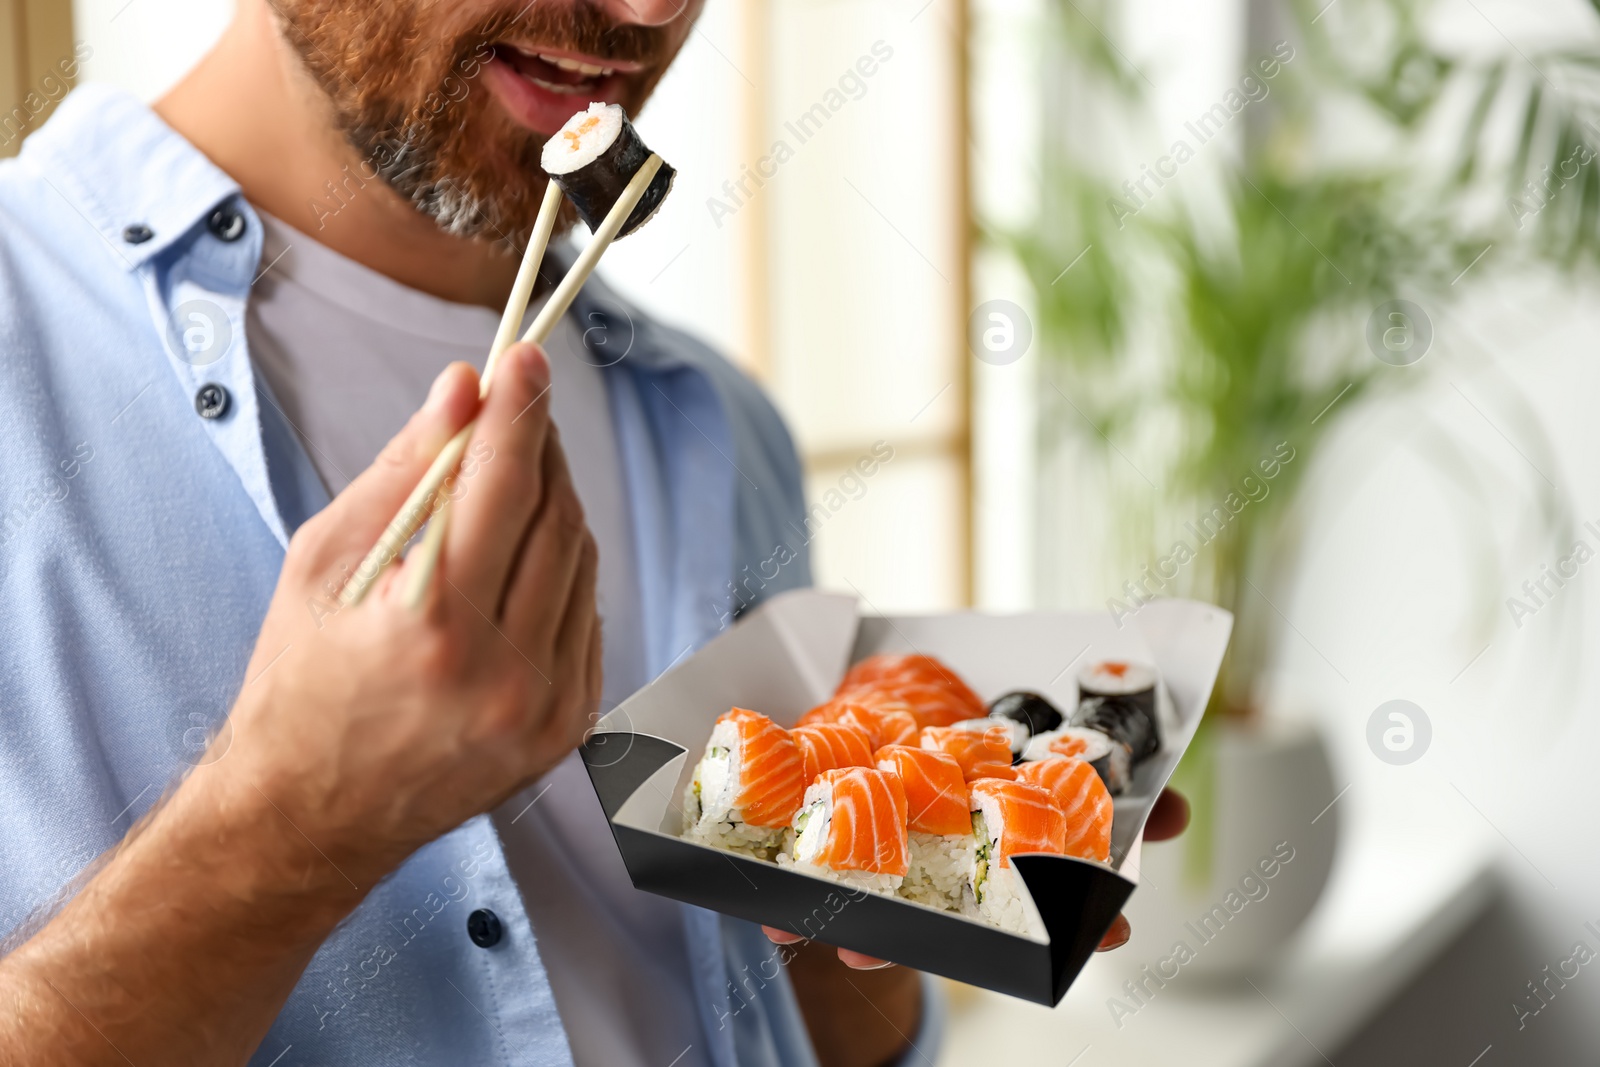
[{"xmin": 1123, "ymin": 717, "xmax": 1339, "ymax": 975}]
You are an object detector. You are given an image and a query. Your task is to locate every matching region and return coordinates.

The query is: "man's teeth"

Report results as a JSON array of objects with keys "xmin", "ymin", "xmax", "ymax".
[
  {"xmin": 527, "ymin": 76, "xmax": 587, "ymax": 94},
  {"xmin": 536, "ymin": 52, "xmax": 614, "ymax": 77}
]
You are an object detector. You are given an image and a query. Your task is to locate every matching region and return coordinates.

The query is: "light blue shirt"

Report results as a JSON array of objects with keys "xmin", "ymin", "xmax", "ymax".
[{"xmin": 0, "ymin": 85, "xmax": 942, "ymax": 1066}]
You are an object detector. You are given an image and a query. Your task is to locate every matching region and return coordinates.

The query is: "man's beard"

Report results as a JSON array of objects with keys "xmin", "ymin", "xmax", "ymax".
[{"xmin": 270, "ymin": 0, "xmax": 668, "ymax": 244}]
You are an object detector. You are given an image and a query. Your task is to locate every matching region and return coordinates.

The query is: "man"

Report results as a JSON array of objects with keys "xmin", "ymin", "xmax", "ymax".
[{"xmin": 0, "ymin": 1, "xmax": 1185, "ymax": 1064}]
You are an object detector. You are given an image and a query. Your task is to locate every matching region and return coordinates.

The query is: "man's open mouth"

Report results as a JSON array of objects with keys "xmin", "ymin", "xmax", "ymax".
[{"xmin": 491, "ymin": 43, "xmax": 635, "ymax": 96}]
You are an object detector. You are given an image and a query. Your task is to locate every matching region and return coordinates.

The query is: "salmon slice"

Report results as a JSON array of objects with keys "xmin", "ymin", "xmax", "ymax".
[
  {"xmin": 812, "ymin": 767, "xmax": 909, "ymax": 875},
  {"xmin": 841, "ymin": 681, "xmax": 983, "ymax": 729},
  {"xmin": 875, "ymin": 744, "xmax": 971, "ymax": 836},
  {"xmin": 1016, "ymin": 756, "xmax": 1113, "ymax": 863},
  {"xmin": 1048, "ymin": 734, "xmax": 1092, "ymax": 759},
  {"xmin": 969, "ymin": 778, "xmax": 1068, "ymax": 868},
  {"xmin": 836, "ymin": 654, "xmax": 986, "ymax": 722},
  {"xmin": 721, "ymin": 707, "xmax": 805, "ymax": 828},
  {"xmin": 791, "ymin": 721, "xmax": 875, "ymax": 783},
  {"xmin": 920, "ymin": 725, "xmax": 1017, "ymax": 781},
  {"xmin": 797, "ymin": 699, "xmax": 919, "ymax": 748}
]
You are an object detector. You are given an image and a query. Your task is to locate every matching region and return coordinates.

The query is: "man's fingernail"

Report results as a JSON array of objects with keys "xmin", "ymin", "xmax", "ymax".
[
  {"xmin": 851, "ymin": 960, "xmax": 895, "ymax": 971},
  {"xmin": 521, "ymin": 344, "xmax": 550, "ymax": 390},
  {"xmin": 426, "ymin": 365, "xmax": 457, "ymax": 410}
]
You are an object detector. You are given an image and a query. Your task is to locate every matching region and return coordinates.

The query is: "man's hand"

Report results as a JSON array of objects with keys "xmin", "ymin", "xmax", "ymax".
[
  {"xmin": 0, "ymin": 345, "xmax": 602, "ymax": 1066},
  {"xmin": 768, "ymin": 787, "xmax": 1191, "ymax": 1067},
  {"xmin": 227, "ymin": 344, "xmax": 602, "ymax": 885}
]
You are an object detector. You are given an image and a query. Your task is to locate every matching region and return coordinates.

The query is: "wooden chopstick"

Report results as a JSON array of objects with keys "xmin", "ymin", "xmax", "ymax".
[{"xmin": 340, "ymin": 154, "xmax": 665, "ymax": 609}]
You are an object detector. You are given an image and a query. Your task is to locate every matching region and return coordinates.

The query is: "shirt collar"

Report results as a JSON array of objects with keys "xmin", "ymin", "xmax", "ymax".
[{"xmin": 24, "ymin": 83, "xmax": 242, "ymax": 272}]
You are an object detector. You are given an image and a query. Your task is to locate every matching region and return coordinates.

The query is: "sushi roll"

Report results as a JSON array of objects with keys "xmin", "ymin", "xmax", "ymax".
[
  {"xmin": 682, "ymin": 708, "xmax": 805, "ymax": 860},
  {"xmin": 951, "ymin": 714, "xmax": 1028, "ymax": 761},
  {"xmin": 988, "ymin": 690, "xmax": 1064, "ymax": 738},
  {"xmin": 791, "ymin": 721, "xmax": 875, "ymax": 782},
  {"xmin": 797, "ymin": 698, "xmax": 920, "ymax": 748},
  {"xmin": 781, "ymin": 766, "xmax": 909, "ymax": 895},
  {"xmin": 876, "ymin": 745, "xmax": 974, "ymax": 909},
  {"xmin": 541, "ymin": 102, "xmax": 676, "ymax": 237},
  {"xmin": 964, "ymin": 778, "xmax": 1067, "ymax": 937},
  {"xmin": 1016, "ymin": 756, "xmax": 1113, "ymax": 863},
  {"xmin": 920, "ymin": 724, "xmax": 1017, "ymax": 781},
  {"xmin": 1078, "ymin": 660, "xmax": 1158, "ymax": 720},
  {"xmin": 1073, "ymin": 695, "xmax": 1160, "ymax": 763},
  {"xmin": 1022, "ymin": 726, "xmax": 1131, "ymax": 796},
  {"xmin": 835, "ymin": 653, "xmax": 986, "ymax": 727}
]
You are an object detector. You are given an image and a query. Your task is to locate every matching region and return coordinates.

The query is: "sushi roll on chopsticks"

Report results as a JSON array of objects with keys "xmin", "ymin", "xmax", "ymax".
[
  {"xmin": 876, "ymin": 745, "xmax": 974, "ymax": 908},
  {"xmin": 1016, "ymin": 757, "xmax": 1113, "ymax": 863},
  {"xmin": 542, "ymin": 102, "xmax": 676, "ymax": 237},
  {"xmin": 781, "ymin": 767, "xmax": 910, "ymax": 895},
  {"xmin": 965, "ymin": 778, "xmax": 1067, "ymax": 937},
  {"xmin": 1023, "ymin": 726, "xmax": 1131, "ymax": 796},
  {"xmin": 683, "ymin": 708, "xmax": 805, "ymax": 860}
]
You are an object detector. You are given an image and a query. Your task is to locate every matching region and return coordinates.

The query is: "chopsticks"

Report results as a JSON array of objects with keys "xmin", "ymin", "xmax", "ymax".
[{"xmin": 339, "ymin": 153, "xmax": 666, "ymax": 609}]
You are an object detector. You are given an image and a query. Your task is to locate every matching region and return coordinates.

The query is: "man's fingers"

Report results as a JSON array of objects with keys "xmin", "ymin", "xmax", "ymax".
[
  {"xmin": 837, "ymin": 949, "xmax": 894, "ymax": 970},
  {"xmin": 1146, "ymin": 788, "xmax": 1190, "ymax": 842},
  {"xmin": 443, "ymin": 343, "xmax": 555, "ymax": 606},
  {"xmin": 503, "ymin": 430, "xmax": 589, "ymax": 641},
  {"xmin": 301, "ymin": 362, "xmax": 480, "ymax": 572},
  {"xmin": 762, "ymin": 927, "xmax": 805, "ymax": 945},
  {"xmin": 1097, "ymin": 913, "xmax": 1131, "ymax": 952}
]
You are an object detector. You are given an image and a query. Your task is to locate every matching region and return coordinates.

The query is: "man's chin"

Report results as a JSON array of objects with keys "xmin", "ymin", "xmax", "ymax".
[{"xmin": 481, "ymin": 55, "xmax": 632, "ymax": 136}]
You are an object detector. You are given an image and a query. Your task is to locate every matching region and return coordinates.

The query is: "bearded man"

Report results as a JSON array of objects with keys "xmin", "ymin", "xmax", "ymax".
[{"xmin": 0, "ymin": 2, "xmax": 1181, "ymax": 1064}]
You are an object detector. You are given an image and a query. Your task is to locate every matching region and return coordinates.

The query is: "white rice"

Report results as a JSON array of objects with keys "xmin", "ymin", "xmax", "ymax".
[
  {"xmin": 775, "ymin": 779, "xmax": 903, "ymax": 896},
  {"xmin": 681, "ymin": 719, "xmax": 786, "ymax": 860},
  {"xmin": 898, "ymin": 831, "xmax": 974, "ymax": 909},
  {"xmin": 949, "ymin": 715, "xmax": 1028, "ymax": 756},
  {"xmin": 960, "ymin": 800, "xmax": 1048, "ymax": 939},
  {"xmin": 541, "ymin": 102, "xmax": 624, "ymax": 175}
]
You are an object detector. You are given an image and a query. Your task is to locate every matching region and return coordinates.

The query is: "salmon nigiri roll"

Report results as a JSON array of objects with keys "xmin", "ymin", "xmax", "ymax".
[
  {"xmin": 1016, "ymin": 756, "xmax": 1113, "ymax": 863},
  {"xmin": 838, "ymin": 654, "xmax": 986, "ymax": 719},
  {"xmin": 876, "ymin": 745, "xmax": 975, "ymax": 909},
  {"xmin": 683, "ymin": 708, "xmax": 806, "ymax": 860},
  {"xmin": 965, "ymin": 778, "xmax": 1068, "ymax": 936},
  {"xmin": 791, "ymin": 721, "xmax": 875, "ymax": 782},
  {"xmin": 799, "ymin": 698, "xmax": 919, "ymax": 749},
  {"xmin": 920, "ymin": 724, "xmax": 1017, "ymax": 781},
  {"xmin": 783, "ymin": 767, "xmax": 910, "ymax": 894}
]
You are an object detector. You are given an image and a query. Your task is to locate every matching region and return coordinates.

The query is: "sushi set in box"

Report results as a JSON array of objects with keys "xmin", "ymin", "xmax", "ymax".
[{"xmin": 579, "ymin": 590, "xmax": 1231, "ymax": 1005}]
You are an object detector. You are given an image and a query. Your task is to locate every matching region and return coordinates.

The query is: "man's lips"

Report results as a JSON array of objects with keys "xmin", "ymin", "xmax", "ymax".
[{"xmin": 483, "ymin": 43, "xmax": 642, "ymax": 135}]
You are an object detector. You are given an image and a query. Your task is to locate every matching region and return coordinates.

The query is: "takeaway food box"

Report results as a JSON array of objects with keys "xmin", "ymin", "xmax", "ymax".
[{"xmin": 578, "ymin": 591, "xmax": 1231, "ymax": 1005}]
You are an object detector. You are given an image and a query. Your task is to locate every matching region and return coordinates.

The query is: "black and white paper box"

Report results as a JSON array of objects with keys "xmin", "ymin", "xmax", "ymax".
[{"xmin": 579, "ymin": 591, "xmax": 1231, "ymax": 1006}]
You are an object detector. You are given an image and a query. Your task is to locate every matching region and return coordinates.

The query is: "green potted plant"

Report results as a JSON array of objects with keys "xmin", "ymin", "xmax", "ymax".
[{"xmin": 1010, "ymin": 0, "xmax": 1582, "ymax": 969}]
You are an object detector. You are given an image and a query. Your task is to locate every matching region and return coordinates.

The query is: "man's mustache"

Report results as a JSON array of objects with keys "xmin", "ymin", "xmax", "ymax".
[{"xmin": 466, "ymin": 0, "xmax": 674, "ymax": 66}]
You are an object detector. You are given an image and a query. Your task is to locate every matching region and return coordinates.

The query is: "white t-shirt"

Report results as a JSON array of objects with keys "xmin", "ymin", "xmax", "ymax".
[{"xmin": 247, "ymin": 211, "xmax": 705, "ymax": 1067}]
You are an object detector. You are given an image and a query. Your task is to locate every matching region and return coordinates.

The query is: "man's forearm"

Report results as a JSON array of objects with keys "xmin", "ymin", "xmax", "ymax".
[
  {"xmin": 785, "ymin": 943, "xmax": 924, "ymax": 1067},
  {"xmin": 0, "ymin": 765, "xmax": 366, "ymax": 1065}
]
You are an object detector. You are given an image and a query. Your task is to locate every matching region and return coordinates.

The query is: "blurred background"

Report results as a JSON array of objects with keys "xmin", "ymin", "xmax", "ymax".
[{"xmin": 7, "ymin": 0, "xmax": 1598, "ymax": 1061}]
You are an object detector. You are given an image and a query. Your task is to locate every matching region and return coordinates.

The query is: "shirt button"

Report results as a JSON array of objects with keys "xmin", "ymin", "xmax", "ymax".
[
  {"xmin": 194, "ymin": 383, "xmax": 231, "ymax": 420},
  {"xmin": 207, "ymin": 207, "xmax": 247, "ymax": 243},
  {"xmin": 122, "ymin": 224, "xmax": 153, "ymax": 244},
  {"xmin": 466, "ymin": 908, "xmax": 503, "ymax": 948}
]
